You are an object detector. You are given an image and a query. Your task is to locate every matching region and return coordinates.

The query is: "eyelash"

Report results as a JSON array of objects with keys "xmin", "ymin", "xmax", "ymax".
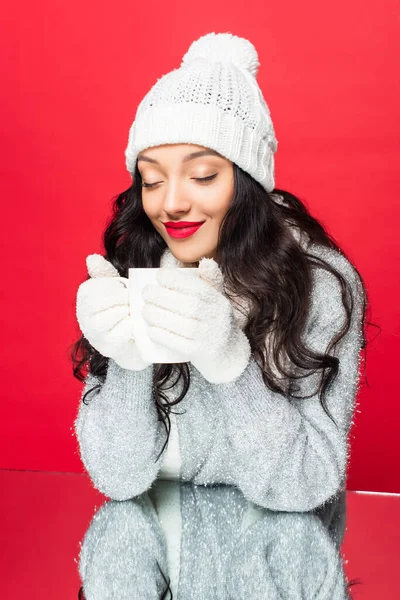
[{"xmin": 142, "ymin": 174, "xmax": 218, "ymax": 188}]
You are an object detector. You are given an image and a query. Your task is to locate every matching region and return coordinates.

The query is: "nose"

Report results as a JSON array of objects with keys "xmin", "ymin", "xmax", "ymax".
[{"xmin": 162, "ymin": 178, "xmax": 191, "ymax": 216}]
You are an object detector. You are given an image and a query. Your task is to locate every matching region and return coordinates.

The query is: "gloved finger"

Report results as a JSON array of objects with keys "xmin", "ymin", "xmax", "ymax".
[
  {"xmin": 142, "ymin": 303, "xmax": 198, "ymax": 339},
  {"xmin": 198, "ymin": 257, "xmax": 225, "ymax": 294},
  {"xmin": 77, "ymin": 277, "xmax": 129, "ymax": 314},
  {"xmin": 147, "ymin": 324, "xmax": 198, "ymax": 356},
  {"xmin": 156, "ymin": 267, "xmax": 218, "ymax": 300},
  {"xmin": 85, "ymin": 304, "xmax": 130, "ymax": 335},
  {"xmin": 103, "ymin": 313, "xmax": 135, "ymax": 344},
  {"xmin": 86, "ymin": 253, "xmax": 120, "ymax": 278},
  {"xmin": 142, "ymin": 283, "xmax": 202, "ymax": 319}
]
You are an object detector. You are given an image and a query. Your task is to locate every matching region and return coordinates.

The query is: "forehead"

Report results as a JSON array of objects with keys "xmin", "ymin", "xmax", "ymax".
[{"xmin": 137, "ymin": 144, "xmax": 225, "ymax": 165}]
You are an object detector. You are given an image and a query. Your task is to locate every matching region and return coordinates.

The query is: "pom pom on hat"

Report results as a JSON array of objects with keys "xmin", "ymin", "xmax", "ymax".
[{"xmin": 181, "ymin": 32, "xmax": 260, "ymax": 77}]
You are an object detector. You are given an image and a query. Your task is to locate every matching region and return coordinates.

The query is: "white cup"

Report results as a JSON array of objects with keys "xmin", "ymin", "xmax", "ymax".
[{"xmin": 128, "ymin": 267, "xmax": 200, "ymax": 364}]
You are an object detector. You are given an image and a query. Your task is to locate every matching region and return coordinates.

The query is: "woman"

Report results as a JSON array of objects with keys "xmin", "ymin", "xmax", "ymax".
[{"xmin": 71, "ymin": 32, "xmax": 370, "ymax": 513}]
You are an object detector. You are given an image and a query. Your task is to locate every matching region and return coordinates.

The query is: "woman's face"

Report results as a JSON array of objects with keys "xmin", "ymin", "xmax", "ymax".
[{"xmin": 137, "ymin": 143, "xmax": 234, "ymax": 265}]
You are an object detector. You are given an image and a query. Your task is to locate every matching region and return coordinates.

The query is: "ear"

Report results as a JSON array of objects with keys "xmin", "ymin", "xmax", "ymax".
[
  {"xmin": 86, "ymin": 254, "xmax": 120, "ymax": 278},
  {"xmin": 198, "ymin": 257, "xmax": 225, "ymax": 294}
]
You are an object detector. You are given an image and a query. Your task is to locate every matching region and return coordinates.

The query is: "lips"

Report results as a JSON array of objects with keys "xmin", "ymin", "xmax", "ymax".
[
  {"xmin": 163, "ymin": 221, "xmax": 205, "ymax": 239},
  {"xmin": 163, "ymin": 221, "xmax": 205, "ymax": 229}
]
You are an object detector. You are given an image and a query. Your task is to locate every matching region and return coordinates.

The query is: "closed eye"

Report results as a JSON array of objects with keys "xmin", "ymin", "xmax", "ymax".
[
  {"xmin": 194, "ymin": 174, "xmax": 218, "ymax": 183},
  {"xmin": 142, "ymin": 174, "xmax": 218, "ymax": 188},
  {"xmin": 142, "ymin": 181, "xmax": 161, "ymax": 188}
]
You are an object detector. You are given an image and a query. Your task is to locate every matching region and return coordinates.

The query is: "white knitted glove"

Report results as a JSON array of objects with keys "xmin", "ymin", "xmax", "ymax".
[
  {"xmin": 141, "ymin": 257, "xmax": 251, "ymax": 384},
  {"xmin": 76, "ymin": 254, "xmax": 151, "ymax": 371}
]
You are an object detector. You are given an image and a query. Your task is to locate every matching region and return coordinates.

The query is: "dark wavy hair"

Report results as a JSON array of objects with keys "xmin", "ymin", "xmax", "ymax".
[{"xmin": 70, "ymin": 160, "xmax": 377, "ymax": 461}]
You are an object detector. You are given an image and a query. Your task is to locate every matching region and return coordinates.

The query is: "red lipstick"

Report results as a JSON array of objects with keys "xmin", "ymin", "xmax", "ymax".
[{"xmin": 163, "ymin": 221, "xmax": 205, "ymax": 239}]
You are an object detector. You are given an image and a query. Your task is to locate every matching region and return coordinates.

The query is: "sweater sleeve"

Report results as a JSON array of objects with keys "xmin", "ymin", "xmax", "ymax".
[
  {"xmin": 210, "ymin": 250, "xmax": 365, "ymax": 512},
  {"xmin": 74, "ymin": 359, "xmax": 165, "ymax": 500}
]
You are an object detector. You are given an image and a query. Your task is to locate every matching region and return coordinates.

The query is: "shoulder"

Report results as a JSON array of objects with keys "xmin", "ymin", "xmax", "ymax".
[
  {"xmin": 307, "ymin": 242, "xmax": 358, "ymax": 278},
  {"xmin": 304, "ymin": 242, "xmax": 365, "ymax": 331}
]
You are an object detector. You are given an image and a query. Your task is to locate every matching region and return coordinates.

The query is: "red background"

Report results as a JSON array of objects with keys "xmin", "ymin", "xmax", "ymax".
[{"xmin": 1, "ymin": 1, "xmax": 399, "ymax": 492}]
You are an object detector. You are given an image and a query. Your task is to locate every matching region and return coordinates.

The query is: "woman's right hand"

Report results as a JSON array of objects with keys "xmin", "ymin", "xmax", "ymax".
[{"xmin": 76, "ymin": 254, "xmax": 151, "ymax": 371}]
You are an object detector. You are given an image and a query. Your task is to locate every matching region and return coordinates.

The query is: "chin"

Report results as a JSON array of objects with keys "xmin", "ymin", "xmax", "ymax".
[{"xmin": 169, "ymin": 246, "xmax": 212, "ymax": 264}]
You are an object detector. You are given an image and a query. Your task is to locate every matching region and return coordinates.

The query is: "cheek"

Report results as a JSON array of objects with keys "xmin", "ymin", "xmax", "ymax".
[
  {"xmin": 203, "ymin": 181, "xmax": 234, "ymax": 219},
  {"xmin": 142, "ymin": 200, "xmax": 159, "ymax": 221}
]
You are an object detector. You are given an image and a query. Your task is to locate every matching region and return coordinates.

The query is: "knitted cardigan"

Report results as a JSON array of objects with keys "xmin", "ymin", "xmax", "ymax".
[{"xmin": 74, "ymin": 235, "xmax": 365, "ymax": 513}]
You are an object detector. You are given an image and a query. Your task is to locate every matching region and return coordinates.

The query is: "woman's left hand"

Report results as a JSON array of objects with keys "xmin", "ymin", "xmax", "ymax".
[{"xmin": 141, "ymin": 257, "xmax": 251, "ymax": 384}]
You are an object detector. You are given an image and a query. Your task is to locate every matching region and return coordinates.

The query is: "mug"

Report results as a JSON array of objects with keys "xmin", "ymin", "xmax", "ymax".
[{"xmin": 128, "ymin": 267, "xmax": 200, "ymax": 363}]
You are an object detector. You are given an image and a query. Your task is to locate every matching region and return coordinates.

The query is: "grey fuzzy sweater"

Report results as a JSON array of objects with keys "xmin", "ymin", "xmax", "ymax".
[
  {"xmin": 74, "ymin": 243, "xmax": 365, "ymax": 512},
  {"xmin": 78, "ymin": 480, "xmax": 350, "ymax": 599}
]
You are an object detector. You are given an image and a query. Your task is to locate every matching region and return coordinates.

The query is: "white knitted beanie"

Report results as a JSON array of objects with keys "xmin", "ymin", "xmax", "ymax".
[{"xmin": 124, "ymin": 32, "xmax": 278, "ymax": 192}]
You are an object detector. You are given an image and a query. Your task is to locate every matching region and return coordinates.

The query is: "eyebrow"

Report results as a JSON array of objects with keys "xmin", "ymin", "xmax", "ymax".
[{"xmin": 137, "ymin": 149, "xmax": 222, "ymax": 164}]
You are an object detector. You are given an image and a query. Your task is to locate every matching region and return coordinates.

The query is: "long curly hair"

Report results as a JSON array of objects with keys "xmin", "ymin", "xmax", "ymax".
[{"xmin": 70, "ymin": 160, "xmax": 376, "ymax": 461}]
